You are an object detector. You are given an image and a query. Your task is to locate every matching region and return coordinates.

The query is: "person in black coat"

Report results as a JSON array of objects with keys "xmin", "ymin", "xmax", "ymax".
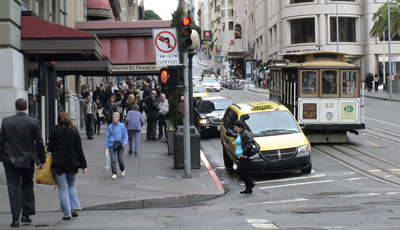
[
  {"xmin": 47, "ymin": 111, "xmax": 87, "ymax": 220},
  {"xmin": 144, "ymin": 90, "xmax": 160, "ymax": 140},
  {"xmin": 226, "ymin": 120, "xmax": 256, "ymax": 194},
  {"xmin": 0, "ymin": 98, "xmax": 46, "ymax": 227}
]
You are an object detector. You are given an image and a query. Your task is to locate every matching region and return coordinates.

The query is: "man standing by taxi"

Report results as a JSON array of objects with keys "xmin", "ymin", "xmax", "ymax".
[{"xmin": 0, "ymin": 98, "xmax": 46, "ymax": 227}]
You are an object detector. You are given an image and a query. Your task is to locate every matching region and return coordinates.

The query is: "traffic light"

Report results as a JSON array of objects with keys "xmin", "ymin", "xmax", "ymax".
[
  {"xmin": 181, "ymin": 16, "xmax": 192, "ymax": 48},
  {"xmin": 159, "ymin": 67, "xmax": 178, "ymax": 87}
]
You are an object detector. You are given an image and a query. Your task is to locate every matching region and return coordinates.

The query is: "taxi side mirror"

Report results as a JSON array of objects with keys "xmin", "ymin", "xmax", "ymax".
[{"xmin": 241, "ymin": 114, "xmax": 250, "ymax": 121}]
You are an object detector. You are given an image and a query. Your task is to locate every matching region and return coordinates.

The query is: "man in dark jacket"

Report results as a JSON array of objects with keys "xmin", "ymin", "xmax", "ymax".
[
  {"xmin": 144, "ymin": 90, "xmax": 160, "ymax": 140},
  {"xmin": 0, "ymin": 98, "xmax": 46, "ymax": 227},
  {"xmin": 92, "ymin": 84, "xmax": 106, "ymax": 107}
]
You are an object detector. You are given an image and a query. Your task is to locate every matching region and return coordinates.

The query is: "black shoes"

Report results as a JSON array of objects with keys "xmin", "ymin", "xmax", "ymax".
[
  {"xmin": 128, "ymin": 150, "xmax": 133, "ymax": 154},
  {"xmin": 62, "ymin": 216, "xmax": 71, "ymax": 220},
  {"xmin": 71, "ymin": 209, "xmax": 79, "ymax": 217},
  {"xmin": 21, "ymin": 216, "xmax": 32, "ymax": 223},
  {"xmin": 10, "ymin": 221, "xmax": 19, "ymax": 227},
  {"xmin": 240, "ymin": 184, "xmax": 255, "ymax": 194}
]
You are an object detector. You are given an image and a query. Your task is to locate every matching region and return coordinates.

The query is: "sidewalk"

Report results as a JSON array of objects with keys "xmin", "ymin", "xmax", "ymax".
[
  {"xmin": 197, "ymin": 51, "xmax": 213, "ymax": 68},
  {"xmin": 0, "ymin": 124, "xmax": 224, "ymax": 213}
]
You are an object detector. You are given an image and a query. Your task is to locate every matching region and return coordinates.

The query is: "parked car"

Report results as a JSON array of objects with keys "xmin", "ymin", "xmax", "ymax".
[
  {"xmin": 240, "ymin": 80, "xmax": 255, "ymax": 89},
  {"xmin": 194, "ymin": 97, "xmax": 235, "ymax": 137}
]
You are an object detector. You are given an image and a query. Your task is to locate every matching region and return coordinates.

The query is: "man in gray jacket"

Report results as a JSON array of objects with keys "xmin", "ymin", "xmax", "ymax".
[
  {"xmin": 82, "ymin": 95, "xmax": 97, "ymax": 139},
  {"xmin": 0, "ymin": 98, "xmax": 46, "ymax": 227}
]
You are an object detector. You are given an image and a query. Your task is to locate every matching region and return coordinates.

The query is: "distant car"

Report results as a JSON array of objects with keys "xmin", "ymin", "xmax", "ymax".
[
  {"xmin": 193, "ymin": 86, "xmax": 209, "ymax": 100},
  {"xmin": 202, "ymin": 78, "xmax": 220, "ymax": 92},
  {"xmin": 195, "ymin": 97, "xmax": 235, "ymax": 137}
]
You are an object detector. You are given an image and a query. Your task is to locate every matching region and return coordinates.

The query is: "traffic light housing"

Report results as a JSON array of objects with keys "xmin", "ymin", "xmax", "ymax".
[
  {"xmin": 181, "ymin": 16, "xmax": 192, "ymax": 48},
  {"xmin": 159, "ymin": 67, "xmax": 178, "ymax": 87}
]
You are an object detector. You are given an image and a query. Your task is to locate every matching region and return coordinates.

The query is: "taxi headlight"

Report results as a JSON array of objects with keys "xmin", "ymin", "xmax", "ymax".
[
  {"xmin": 297, "ymin": 144, "xmax": 310, "ymax": 157},
  {"xmin": 199, "ymin": 119, "xmax": 208, "ymax": 124}
]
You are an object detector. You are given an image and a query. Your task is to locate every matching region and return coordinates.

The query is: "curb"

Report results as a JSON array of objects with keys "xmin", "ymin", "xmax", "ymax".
[{"xmin": 84, "ymin": 151, "xmax": 225, "ymax": 210}]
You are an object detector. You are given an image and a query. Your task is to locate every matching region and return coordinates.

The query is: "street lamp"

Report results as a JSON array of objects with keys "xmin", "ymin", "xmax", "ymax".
[
  {"xmin": 330, "ymin": 0, "xmax": 339, "ymax": 52},
  {"xmin": 387, "ymin": 0, "xmax": 393, "ymax": 98}
]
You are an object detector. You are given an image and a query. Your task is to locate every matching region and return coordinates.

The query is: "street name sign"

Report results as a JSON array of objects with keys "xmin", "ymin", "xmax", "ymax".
[{"xmin": 153, "ymin": 28, "xmax": 180, "ymax": 66}]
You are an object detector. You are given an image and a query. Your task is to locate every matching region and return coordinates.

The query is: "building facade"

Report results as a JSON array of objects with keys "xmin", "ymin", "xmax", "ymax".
[
  {"xmin": 200, "ymin": 0, "xmax": 399, "ymax": 82},
  {"xmin": 0, "ymin": 0, "xmax": 142, "ymax": 139}
]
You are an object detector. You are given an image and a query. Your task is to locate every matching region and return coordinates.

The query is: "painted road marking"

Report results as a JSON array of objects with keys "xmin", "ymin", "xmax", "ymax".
[
  {"xmin": 259, "ymin": 180, "xmax": 333, "ymax": 189},
  {"xmin": 365, "ymin": 141, "xmax": 380, "ymax": 147},
  {"xmin": 247, "ymin": 219, "xmax": 279, "ymax": 229}
]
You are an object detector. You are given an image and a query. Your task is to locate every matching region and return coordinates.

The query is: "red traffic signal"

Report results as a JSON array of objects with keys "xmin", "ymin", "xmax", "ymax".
[
  {"xmin": 181, "ymin": 16, "xmax": 193, "ymax": 48},
  {"xmin": 159, "ymin": 67, "xmax": 178, "ymax": 87},
  {"xmin": 182, "ymin": 16, "xmax": 192, "ymax": 26}
]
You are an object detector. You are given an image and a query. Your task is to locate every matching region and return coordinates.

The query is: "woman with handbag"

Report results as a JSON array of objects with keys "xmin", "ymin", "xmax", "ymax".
[
  {"xmin": 226, "ymin": 121, "xmax": 256, "ymax": 194},
  {"xmin": 105, "ymin": 112, "xmax": 128, "ymax": 179},
  {"xmin": 47, "ymin": 111, "xmax": 87, "ymax": 220}
]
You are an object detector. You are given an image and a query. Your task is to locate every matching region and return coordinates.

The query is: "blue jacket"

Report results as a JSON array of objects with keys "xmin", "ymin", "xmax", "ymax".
[
  {"xmin": 105, "ymin": 122, "xmax": 128, "ymax": 148},
  {"xmin": 125, "ymin": 110, "xmax": 144, "ymax": 131}
]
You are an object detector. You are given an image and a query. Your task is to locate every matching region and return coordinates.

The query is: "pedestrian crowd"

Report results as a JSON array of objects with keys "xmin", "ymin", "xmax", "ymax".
[{"xmin": 0, "ymin": 76, "xmax": 170, "ymax": 227}]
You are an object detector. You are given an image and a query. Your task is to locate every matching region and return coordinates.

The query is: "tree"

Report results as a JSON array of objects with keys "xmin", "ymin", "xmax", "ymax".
[
  {"xmin": 370, "ymin": 1, "xmax": 400, "ymax": 39},
  {"xmin": 144, "ymin": 10, "xmax": 162, "ymax": 20}
]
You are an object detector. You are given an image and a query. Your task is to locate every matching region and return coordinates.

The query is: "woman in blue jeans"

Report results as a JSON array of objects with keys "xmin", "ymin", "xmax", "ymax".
[
  {"xmin": 105, "ymin": 112, "xmax": 128, "ymax": 179},
  {"xmin": 47, "ymin": 111, "xmax": 87, "ymax": 220},
  {"xmin": 125, "ymin": 104, "xmax": 144, "ymax": 155}
]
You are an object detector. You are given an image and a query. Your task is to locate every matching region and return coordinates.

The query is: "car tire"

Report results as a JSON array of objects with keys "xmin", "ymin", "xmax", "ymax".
[
  {"xmin": 222, "ymin": 145, "xmax": 234, "ymax": 169},
  {"xmin": 301, "ymin": 163, "xmax": 312, "ymax": 174}
]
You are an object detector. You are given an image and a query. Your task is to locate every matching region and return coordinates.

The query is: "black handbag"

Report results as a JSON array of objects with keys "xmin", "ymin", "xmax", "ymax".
[
  {"xmin": 113, "ymin": 141, "xmax": 122, "ymax": 151},
  {"xmin": 112, "ymin": 126, "xmax": 123, "ymax": 151}
]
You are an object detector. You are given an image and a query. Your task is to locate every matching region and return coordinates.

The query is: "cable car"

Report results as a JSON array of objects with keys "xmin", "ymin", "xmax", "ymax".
[{"xmin": 268, "ymin": 51, "xmax": 365, "ymax": 143}]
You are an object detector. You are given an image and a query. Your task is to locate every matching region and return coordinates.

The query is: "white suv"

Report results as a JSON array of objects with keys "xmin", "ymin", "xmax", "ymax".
[{"xmin": 202, "ymin": 78, "xmax": 221, "ymax": 92}]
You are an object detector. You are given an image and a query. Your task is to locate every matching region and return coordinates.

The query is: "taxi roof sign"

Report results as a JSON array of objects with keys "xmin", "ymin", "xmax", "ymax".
[{"xmin": 251, "ymin": 104, "xmax": 274, "ymax": 111}]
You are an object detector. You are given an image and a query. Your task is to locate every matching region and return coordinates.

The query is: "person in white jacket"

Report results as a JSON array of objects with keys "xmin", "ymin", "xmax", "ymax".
[{"xmin": 158, "ymin": 94, "xmax": 169, "ymax": 139}]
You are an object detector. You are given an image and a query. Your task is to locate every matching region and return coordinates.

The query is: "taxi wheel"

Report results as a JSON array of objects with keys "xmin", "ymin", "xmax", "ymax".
[
  {"xmin": 301, "ymin": 163, "xmax": 312, "ymax": 174},
  {"xmin": 222, "ymin": 146, "xmax": 234, "ymax": 169}
]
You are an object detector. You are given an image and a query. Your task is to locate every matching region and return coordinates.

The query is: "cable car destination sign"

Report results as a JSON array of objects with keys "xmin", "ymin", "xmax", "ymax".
[{"xmin": 153, "ymin": 28, "xmax": 180, "ymax": 66}]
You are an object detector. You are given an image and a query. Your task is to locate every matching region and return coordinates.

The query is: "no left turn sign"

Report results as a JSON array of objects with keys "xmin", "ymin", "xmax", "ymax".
[{"xmin": 153, "ymin": 28, "xmax": 180, "ymax": 66}]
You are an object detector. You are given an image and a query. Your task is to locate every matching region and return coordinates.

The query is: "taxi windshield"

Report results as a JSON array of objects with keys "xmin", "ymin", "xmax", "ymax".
[
  {"xmin": 241, "ymin": 111, "xmax": 300, "ymax": 136},
  {"xmin": 193, "ymin": 86, "xmax": 206, "ymax": 93}
]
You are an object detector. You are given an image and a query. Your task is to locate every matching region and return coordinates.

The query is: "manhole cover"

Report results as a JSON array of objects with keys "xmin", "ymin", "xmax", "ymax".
[
  {"xmin": 310, "ymin": 191, "xmax": 361, "ymax": 197},
  {"xmin": 292, "ymin": 206, "xmax": 359, "ymax": 213}
]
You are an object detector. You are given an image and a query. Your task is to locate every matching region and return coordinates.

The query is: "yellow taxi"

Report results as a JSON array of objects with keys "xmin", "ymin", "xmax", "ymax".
[
  {"xmin": 193, "ymin": 85, "xmax": 209, "ymax": 100},
  {"xmin": 220, "ymin": 100, "xmax": 312, "ymax": 174}
]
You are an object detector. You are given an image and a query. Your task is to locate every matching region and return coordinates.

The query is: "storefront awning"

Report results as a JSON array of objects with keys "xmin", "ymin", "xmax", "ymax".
[
  {"xmin": 55, "ymin": 56, "xmax": 113, "ymax": 76},
  {"xmin": 21, "ymin": 16, "xmax": 102, "ymax": 62}
]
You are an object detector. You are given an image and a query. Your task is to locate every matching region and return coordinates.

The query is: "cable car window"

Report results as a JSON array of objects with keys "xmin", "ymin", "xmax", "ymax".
[
  {"xmin": 301, "ymin": 71, "xmax": 317, "ymax": 94},
  {"xmin": 342, "ymin": 71, "xmax": 357, "ymax": 95},
  {"xmin": 322, "ymin": 70, "xmax": 337, "ymax": 95}
]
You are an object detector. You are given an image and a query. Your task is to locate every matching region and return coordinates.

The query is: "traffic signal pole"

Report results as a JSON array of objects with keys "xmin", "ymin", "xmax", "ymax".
[{"xmin": 183, "ymin": 50, "xmax": 192, "ymax": 178}]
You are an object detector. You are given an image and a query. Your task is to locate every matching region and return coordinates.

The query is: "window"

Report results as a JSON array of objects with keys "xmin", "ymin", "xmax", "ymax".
[
  {"xmin": 291, "ymin": 18, "xmax": 315, "ymax": 44},
  {"xmin": 330, "ymin": 17, "xmax": 356, "ymax": 42},
  {"xmin": 290, "ymin": 0, "xmax": 314, "ymax": 3},
  {"xmin": 229, "ymin": 21, "xmax": 233, "ymax": 30},
  {"xmin": 342, "ymin": 71, "xmax": 358, "ymax": 96},
  {"xmin": 322, "ymin": 70, "xmax": 338, "ymax": 95},
  {"xmin": 301, "ymin": 71, "xmax": 317, "ymax": 95},
  {"xmin": 223, "ymin": 108, "xmax": 238, "ymax": 130}
]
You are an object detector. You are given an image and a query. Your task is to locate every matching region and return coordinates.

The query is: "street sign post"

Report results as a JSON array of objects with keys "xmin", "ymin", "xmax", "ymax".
[{"xmin": 153, "ymin": 28, "xmax": 180, "ymax": 66}]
